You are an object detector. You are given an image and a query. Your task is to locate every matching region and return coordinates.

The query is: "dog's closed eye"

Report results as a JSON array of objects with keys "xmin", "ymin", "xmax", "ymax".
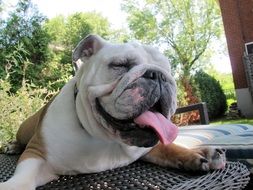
[{"xmin": 108, "ymin": 58, "xmax": 136, "ymax": 70}]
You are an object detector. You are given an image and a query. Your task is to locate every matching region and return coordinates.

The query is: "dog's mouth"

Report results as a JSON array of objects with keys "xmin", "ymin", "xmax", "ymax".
[{"xmin": 95, "ymin": 98, "xmax": 178, "ymax": 146}]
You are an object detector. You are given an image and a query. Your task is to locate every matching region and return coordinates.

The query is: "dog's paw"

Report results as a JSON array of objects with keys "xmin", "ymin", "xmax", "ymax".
[
  {"xmin": 0, "ymin": 141, "xmax": 24, "ymax": 155},
  {"xmin": 180, "ymin": 147, "xmax": 226, "ymax": 171}
]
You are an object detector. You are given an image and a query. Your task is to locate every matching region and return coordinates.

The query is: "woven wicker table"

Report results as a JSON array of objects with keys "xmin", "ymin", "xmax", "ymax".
[{"xmin": 0, "ymin": 154, "xmax": 250, "ymax": 190}]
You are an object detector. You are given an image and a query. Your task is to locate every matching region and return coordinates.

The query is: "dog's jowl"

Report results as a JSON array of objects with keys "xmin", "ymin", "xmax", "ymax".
[{"xmin": 0, "ymin": 35, "xmax": 226, "ymax": 190}]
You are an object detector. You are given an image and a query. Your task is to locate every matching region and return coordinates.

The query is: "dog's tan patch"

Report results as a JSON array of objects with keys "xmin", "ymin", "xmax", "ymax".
[{"xmin": 17, "ymin": 97, "xmax": 55, "ymax": 163}]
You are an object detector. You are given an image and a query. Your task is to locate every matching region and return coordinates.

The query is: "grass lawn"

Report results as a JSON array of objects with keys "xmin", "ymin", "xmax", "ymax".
[{"xmin": 211, "ymin": 117, "xmax": 253, "ymax": 125}]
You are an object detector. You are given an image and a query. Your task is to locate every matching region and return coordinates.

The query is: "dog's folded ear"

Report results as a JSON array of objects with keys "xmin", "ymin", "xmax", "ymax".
[{"xmin": 72, "ymin": 34, "xmax": 106, "ymax": 72}]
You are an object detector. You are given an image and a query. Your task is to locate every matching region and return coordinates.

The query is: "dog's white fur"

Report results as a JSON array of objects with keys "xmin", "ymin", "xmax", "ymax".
[{"xmin": 43, "ymin": 78, "xmax": 152, "ymax": 174}]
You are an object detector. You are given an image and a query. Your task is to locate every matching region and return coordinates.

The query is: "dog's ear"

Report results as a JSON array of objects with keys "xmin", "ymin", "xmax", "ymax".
[{"xmin": 72, "ymin": 34, "xmax": 106, "ymax": 72}]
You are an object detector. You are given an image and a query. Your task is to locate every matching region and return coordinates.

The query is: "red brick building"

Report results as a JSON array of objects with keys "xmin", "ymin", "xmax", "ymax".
[{"xmin": 219, "ymin": 0, "xmax": 253, "ymax": 117}]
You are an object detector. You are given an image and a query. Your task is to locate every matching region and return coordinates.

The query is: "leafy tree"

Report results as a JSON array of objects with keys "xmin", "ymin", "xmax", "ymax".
[
  {"xmin": 0, "ymin": 0, "xmax": 51, "ymax": 91},
  {"xmin": 45, "ymin": 12, "xmax": 111, "ymax": 49},
  {"xmin": 44, "ymin": 15, "xmax": 66, "ymax": 47},
  {"xmin": 45, "ymin": 12, "xmax": 111, "ymax": 64},
  {"xmin": 37, "ymin": 12, "xmax": 112, "ymax": 90},
  {"xmin": 122, "ymin": 0, "xmax": 222, "ymax": 105},
  {"xmin": 64, "ymin": 12, "xmax": 110, "ymax": 49}
]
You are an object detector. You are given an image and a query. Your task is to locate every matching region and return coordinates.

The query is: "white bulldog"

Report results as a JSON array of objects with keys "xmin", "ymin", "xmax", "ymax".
[{"xmin": 0, "ymin": 35, "xmax": 226, "ymax": 190}]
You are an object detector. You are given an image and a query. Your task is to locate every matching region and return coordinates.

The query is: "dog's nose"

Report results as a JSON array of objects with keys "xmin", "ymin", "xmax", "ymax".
[{"xmin": 143, "ymin": 70, "xmax": 166, "ymax": 82}]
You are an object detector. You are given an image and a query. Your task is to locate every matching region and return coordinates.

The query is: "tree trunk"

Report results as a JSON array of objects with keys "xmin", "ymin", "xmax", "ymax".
[{"xmin": 180, "ymin": 75, "xmax": 199, "ymax": 105}]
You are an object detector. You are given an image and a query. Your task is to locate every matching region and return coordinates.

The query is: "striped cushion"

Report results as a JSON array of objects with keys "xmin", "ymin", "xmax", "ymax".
[{"xmin": 175, "ymin": 124, "xmax": 253, "ymax": 172}]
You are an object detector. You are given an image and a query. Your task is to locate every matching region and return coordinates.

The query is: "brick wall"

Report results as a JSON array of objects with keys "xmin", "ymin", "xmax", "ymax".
[{"xmin": 219, "ymin": 0, "xmax": 253, "ymax": 89}]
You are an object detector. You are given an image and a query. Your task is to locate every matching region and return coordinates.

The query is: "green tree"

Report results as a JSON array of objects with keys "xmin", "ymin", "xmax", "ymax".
[
  {"xmin": 44, "ymin": 15, "xmax": 66, "ymax": 47},
  {"xmin": 45, "ymin": 12, "xmax": 111, "ymax": 64},
  {"xmin": 122, "ymin": 0, "xmax": 222, "ymax": 105},
  {"xmin": 0, "ymin": 0, "xmax": 51, "ymax": 91},
  {"xmin": 38, "ymin": 12, "xmax": 113, "ymax": 90},
  {"xmin": 64, "ymin": 12, "xmax": 110, "ymax": 49}
]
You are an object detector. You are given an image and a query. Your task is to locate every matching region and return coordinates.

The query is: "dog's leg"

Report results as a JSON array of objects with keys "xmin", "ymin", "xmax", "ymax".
[
  {"xmin": 0, "ymin": 153, "xmax": 58, "ymax": 190},
  {"xmin": 143, "ymin": 143, "xmax": 226, "ymax": 171}
]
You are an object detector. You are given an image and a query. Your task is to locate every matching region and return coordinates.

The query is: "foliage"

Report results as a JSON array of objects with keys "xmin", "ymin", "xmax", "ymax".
[
  {"xmin": 65, "ymin": 12, "xmax": 110, "ymax": 48},
  {"xmin": 0, "ymin": 0, "xmax": 51, "ymax": 92},
  {"xmin": 0, "ymin": 3, "xmax": 112, "ymax": 92},
  {"xmin": 193, "ymin": 70, "xmax": 227, "ymax": 119},
  {"xmin": 0, "ymin": 78, "xmax": 57, "ymax": 146},
  {"xmin": 122, "ymin": 0, "xmax": 222, "ymax": 106},
  {"xmin": 38, "ymin": 55, "xmax": 73, "ymax": 91},
  {"xmin": 44, "ymin": 15, "xmax": 66, "ymax": 46},
  {"xmin": 206, "ymin": 68, "xmax": 236, "ymax": 103},
  {"xmin": 122, "ymin": 0, "xmax": 221, "ymax": 76},
  {"xmin": 109, "ymin": 28, "xmax": 132, "ymax": 43},
  {"xmin": 44, "ymin": 12, "xmax": 111, "ymax": 64}
]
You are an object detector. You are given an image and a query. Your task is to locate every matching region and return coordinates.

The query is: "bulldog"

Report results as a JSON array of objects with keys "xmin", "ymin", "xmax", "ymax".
[{"xmin": 0, "ymin": 35, "xmax": 226, "ymax": 190}]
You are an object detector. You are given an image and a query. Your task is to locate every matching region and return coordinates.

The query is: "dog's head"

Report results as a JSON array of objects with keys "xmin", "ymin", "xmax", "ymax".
[{"xmin": 73, "ymin": 35, "xmax": 177, "ymax": 147}]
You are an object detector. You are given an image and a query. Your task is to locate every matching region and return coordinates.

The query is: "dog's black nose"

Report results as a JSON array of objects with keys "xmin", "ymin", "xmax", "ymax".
[{"xmin": 143, "ymin": 70, "xmax": 166, "ymax": 82}]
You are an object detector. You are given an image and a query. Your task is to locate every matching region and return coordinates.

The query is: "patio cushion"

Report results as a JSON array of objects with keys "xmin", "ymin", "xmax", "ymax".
[{"xmin": 175, "ymin": 124, "xmax": 253, "ymax": 173}]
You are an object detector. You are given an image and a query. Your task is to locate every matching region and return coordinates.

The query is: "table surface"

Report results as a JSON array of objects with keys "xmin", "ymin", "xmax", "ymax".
[{"xmin": 0, "ymin": 154, "xmax": 250, "ymax": 190}]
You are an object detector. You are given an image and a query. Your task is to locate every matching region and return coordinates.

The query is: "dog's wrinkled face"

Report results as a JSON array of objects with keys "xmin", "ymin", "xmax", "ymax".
[{"xmin": 73, "ymin": 35, "xmax": 177, "ymax": 147}]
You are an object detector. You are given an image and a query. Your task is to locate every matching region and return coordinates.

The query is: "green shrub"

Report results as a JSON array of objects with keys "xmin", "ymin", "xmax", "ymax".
[
  {"xmin": 193, "ymin": 71, "xmax": 227, "ymax": 119},
  {"xmin": 26, "ymin": 56, "xmax": 73, "ymax": 91},
  {"xmin": 0, "ymin": 79, "xmax": 57, "ymax": 146}
]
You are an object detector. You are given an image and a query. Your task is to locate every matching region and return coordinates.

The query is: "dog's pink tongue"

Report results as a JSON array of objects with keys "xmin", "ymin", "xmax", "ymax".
[{"xmin": 134, "ymin": 111, "xmax": 178, "ymax": 144}]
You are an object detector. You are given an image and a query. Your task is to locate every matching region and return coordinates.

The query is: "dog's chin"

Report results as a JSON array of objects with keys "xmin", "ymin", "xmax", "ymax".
[{"xmin": 95, "ymin": 98, "xmax": 159, "ymax": 147}]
